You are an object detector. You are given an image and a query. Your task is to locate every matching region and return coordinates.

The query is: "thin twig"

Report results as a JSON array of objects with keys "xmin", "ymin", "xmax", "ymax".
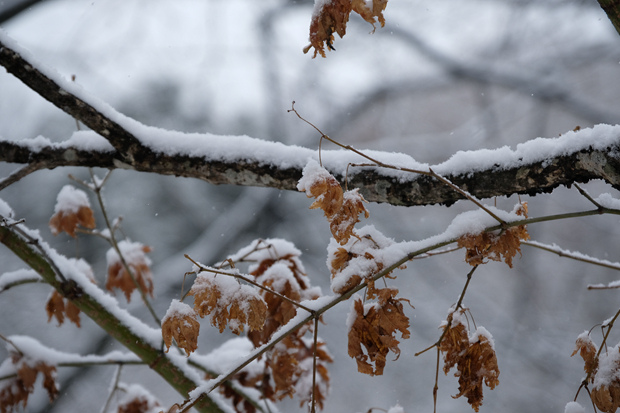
[
  {"xmin": 310, "ymin": 317, "xmax": 320, "ymax": 413},
  {"xmin": 523, "ymin": 241, "xmax": 620, "ymax": 272},
  {"xmin": 428, "ymin": 169, "xmax": 506, "ymax": 225},
  {"xmin": 88, "ymin": 169, "xmax": 160, "ymax": 324},
  {"xmin": 574, "ymin": 183, "xmax": 603, "ymax": 209},
  {"xmin": 0, "ymin": 162, "xmax": 43, "ymax": 191},
  {"xmin": 101, "ymin": 364, "xmax": 123, "ymax": 413}
]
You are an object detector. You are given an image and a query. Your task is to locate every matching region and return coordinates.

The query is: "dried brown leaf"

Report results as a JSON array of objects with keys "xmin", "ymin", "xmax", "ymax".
[
  {"xmin": 106, "ymin": 243, "xmax": 153, "ymax": 302},
  {"xmin": 572, "ymin": 333, "xmax": 598, "ymax": 376},
  {"xmin": 305, "ymin": 0, "xmax": 390, "ymax": 57},
  {"xmin": 49, "ymin": 205, "xmax": 95, "ymax": 237},
  {"xmin": 162, "ymin": 300, "xmax": 200, "ymax": 356},
  {"xmin": 347, "ymin": 289, "xmax": 410, "ymax": 375}
]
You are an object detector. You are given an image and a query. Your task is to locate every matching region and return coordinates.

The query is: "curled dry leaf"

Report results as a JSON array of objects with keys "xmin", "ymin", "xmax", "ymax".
[
  {"xmin": 439, "ymin": 311, "xmax": 500, "ymax": 412},
  {"xmin": 305, "ymin": 0, "xmax": 390, "ymax": 58},
  {"xmin": 347, "ymin": 288, "xmax": 411, "ymax": 376},
  {"xmin": 571, "ymin": 332, "xmax": 598, "ymax": 376},
  {"xmin": 106, "ymin": 241, "xmax": 153, "ymax": 301},
  {"xmin": 329, "ymin": 189, "xmax": 369, "ymax": 245},
  {"xmin": 49, "ymin": 185, "xmax": 95, "ymax": 237},
  {"xmin": 190, "ymin": 272, "xmax": 267, "ymax": 335},
  {"xmin": 162, "ymin": 300, "xmax": 200, "ymax": 356}
]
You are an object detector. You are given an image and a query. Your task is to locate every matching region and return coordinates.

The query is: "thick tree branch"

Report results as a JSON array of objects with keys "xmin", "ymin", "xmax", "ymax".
[
  {"xmin": 0, "ymin": 35, "xmax": 145, "ymax": 163},
  {"xmin": 2, "ymin": 31, "xmax": 620, "ymax": 206},
  {"xmin": 2, "ymin": 135, "xmax": 620, "ymax": 206},
  {"xmin": 599, "ymin": 0, "xmax": 620, "ymax": 37}
]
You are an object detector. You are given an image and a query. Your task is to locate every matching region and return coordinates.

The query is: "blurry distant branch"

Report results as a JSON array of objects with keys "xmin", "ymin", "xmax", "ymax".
[
  {"xmin": 384, "ymin": 26, "xmax": 618, "ymax": 125},
  {"xmin": 2, "ymin": 33, "xmax": 620, "ymax": 206},
  {"xmin": 0, "ymin": 0, "xmax": 45, "ymax": 24},
  {"xmin": 598, "ymin": 0, "xmax": 620, "ymax": 37}
]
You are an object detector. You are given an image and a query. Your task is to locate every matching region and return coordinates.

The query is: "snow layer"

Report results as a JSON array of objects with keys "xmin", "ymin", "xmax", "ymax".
[{"xmin": 53, "ymin": 185, "xmax": 91, "ymax": 213}]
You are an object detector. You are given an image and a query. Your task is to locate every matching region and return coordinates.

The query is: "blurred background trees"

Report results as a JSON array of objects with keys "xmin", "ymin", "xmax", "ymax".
[{"xmin": 1, "ymin": 0, "xmax": 620, "ymax": 411}]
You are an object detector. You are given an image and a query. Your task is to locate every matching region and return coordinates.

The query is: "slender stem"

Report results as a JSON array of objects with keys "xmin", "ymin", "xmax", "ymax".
[
  {"xmin": 523, "ymin": 241, "xmax": 620, "ymax": 272},
  {"xmin": 574, "ymin": 183, "xmax": 603, "ymax": 209},
  {"xmin": 89, "ymin": 170, "xmax": 160, "ymax": 324},
  {"xmin": 428, "ymin": 169, "xmax": 506, "ymax": 225},
  {"xmin": 101, "ymin": 364, "xmax": 123, "ymax": 413},
  {"xmin": 310, "ymin": 317, "xmax": 319, "ymax": 413},
  {"xmin": 0, "ymin": 162, "xmax": 43, "ymax": 191}
]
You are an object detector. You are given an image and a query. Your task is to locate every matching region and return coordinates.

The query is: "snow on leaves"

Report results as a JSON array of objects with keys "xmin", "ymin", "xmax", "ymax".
[
  {"xmin": 305, "ymin": 0, "xmax": 390, "ymax": 57},
  {"xmin": 162, "ymin": 300, "xmax": 200, "ymax": 356},
  {"xmin": 0, "ymin": 350, "xmax": 58, "ymax": 412},
  {"xmin": 189, "ymin": 271, "xmax": 267, "ymax": 335},
  {"xmin": 439, "ymin": 310, "xmax": 500, "ymax": 412},
  {"xmin": 457, "ymin": 202, "xmax": 530, "ymax": 268},
  {"xmin": 48, "ymin": 185, "xmax": 95, "ymax": 237},
  {"xmin": 572, "ymin": 332, "xmax": 620, "ymax": 413},
  {"xmin": 106, "ymin": 241, "xmax": 154, "ymax": 302},
  {"xmin": 347, "ymin": 288, "xmax": 410, "ymax": 376}
]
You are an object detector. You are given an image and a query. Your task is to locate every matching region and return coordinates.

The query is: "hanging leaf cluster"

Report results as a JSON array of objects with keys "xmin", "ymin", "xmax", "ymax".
[
  {"xmin": 439, "ymin": 310, "xmax": 500, "ymax": 412},
  {"xmin": 305, "ymin": 0, "xmax": 390, "ymax": 57}
]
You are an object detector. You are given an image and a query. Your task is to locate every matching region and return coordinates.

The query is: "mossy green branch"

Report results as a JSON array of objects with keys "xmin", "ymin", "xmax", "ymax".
[
  {"xmin": 0, "ymin": 223, "xmax": 223, "ymax": 413},
  {"xmin": 599, "ymin": 0, "xmax": 620, "ymax": 37}
]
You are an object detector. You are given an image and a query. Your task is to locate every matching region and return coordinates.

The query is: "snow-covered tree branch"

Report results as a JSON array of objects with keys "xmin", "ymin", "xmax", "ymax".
[{"xmin": 2, "ymin": 34, "xmax": 620, "ymax": 207}]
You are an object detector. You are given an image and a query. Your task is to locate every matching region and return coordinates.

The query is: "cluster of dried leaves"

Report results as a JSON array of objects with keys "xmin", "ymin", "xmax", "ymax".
[
  {"xmin": 572, "ymin": 333, "xmax": 620, "ymax": 413},
  {"xmin": 0, "ymin": 351, "xmax": 58, "ymax": 413},
  {"xmin": 299, "ymin": 161, "xmax": 412, "ymax": 380},
  {"xmin": 348, "ymin": 287, "xmax": 411, "ymax": 375},
  {"xmin": 46, "ymin": 184, "xmax": 156, "ymax": 332},
  {"xmin": 458, "ymin": 203, "xmax": 530, "ymax": 268},
  {"xmin": 298, "ymin": 162, "xmax": 369, "ymax": 246},
  {"xmin": 305, "ymin": 0, "xmax": 390, "ymax": 57},
  {"xmin": 229, "ymin": 242, "xmax": 331, "ymax": 411},
  {"xmin": 439, "ymin": 310, "xmax": 500, "ymax": 412},
  {"xmin": 162, "ymin": 240, "xmax": 332, "ymax": 411}
]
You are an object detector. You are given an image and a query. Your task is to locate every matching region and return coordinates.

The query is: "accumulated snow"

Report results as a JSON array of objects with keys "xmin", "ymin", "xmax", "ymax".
[
  {"xmin": 191, "ymin": 336, "xmax": 260, "ymax": 375},
  {"xmin": 2, "ymin": 335, "xmax": 140, "ymax": 366},
  {"xmin": 0, "ymin": 197, "xmax": 14, "ymax": 218},
  {"xmin": 53, "ymin": 185, "xmax": 91, "ymax": 213},
  {"xmin": 106, "ymin": 240, "xmax": 151, "ymax": 269},
  {"xmin": 595, "ymin": 193, "xmax": 620, "ymax": 210},
  {"xmin": 0, "ymin": 268, "xmax": 40, "ymax": 291},
  {"xmin": 564, "ymin": 401, "xmax": 585, "ymax": 413},
  {"xmin": 593, "ymin": 343, "xmax": 620, "ymax": 389},
  {"xmin": 162, "ymin": 299, "xmax": 195, "ymax": 323},
  {"xmin": 115, "ymin": 383, "xmax": 161, "ymax": 413},
  {"xmin": 387, "ymin": 404, "xmax": 405, "ymax": 413},
  {"xmin": 470, "ymin": 326, "xmax": 495, "ymax": 348}
]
